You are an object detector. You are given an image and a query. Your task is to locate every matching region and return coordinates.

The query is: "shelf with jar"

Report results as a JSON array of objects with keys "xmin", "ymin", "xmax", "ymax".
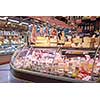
[
  {"xmin": 31, "ymin": 32, "xmax": 100, "ymax": 49},
  {"xmin": 76, "ymin": 16, "xmax": 100, "ymax": 33},
  {"xmin": 29, "ymin": 18, "xmax": 99, "ymax": 49}
]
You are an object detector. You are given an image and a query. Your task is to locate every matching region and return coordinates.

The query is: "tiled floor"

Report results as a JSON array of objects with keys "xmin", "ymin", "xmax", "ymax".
[{"xmin": 0, "ymin": 64, "xmax": 31, "ymax": 83}]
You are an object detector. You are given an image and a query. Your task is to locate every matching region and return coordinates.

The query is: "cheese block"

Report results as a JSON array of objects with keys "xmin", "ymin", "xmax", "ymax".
[
  {"xmin": 35, "ymin": 43, "xmax": 50, "ymax": 47},
  {"xmin": 83, "ymin": 37, "xmax": 91, "ymax": 43},
  {"xmin": 64, "ymin": 42, "xmax": 71, "ymax": 47},
  {"xmin": 50, "ymin": 43, "xmax": 57, "ymax": 46},
  {"xmin": 36, "ymin": 36, "xmax": 47, "ymax": 40},
  {"xmin": 73, "ymin": 38, "xmax": 82, "ymax": 43},
  {"xmin": 50, "ymin": 38, "xmax": 57, "ymax": 43},
  {"xmin": 36, "ymin": 40, "xmax": 48, "ymax": 43},
  {"xmin": 82, "ymin": 42, "xmax": 91, "ymax": 48},
  {"xmin": 35, "ymin": 36, "xmax": 49, "ymax": 46}
]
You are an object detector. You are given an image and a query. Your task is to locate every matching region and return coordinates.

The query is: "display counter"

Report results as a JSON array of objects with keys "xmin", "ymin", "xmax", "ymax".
[
  {"xmin": 10, "ymin": 46, "xmax": 100, "ymax": 83},
  {"xmin": 10, "ymin": 63, "xmax": 94, "ymax": 83}
]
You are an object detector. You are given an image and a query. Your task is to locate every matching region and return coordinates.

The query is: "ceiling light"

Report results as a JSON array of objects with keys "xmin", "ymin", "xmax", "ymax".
[
  {"xmin": 0, "ymin": 17, "xmax": 8, "ymax": 20},
  {"xmin": 8, "ymin": 19, "xmax": 19, "ymax": 23},
  {"xmin": 4, "ymin": 17, "xmax": 8, "ymax": 19},
  {"xmin": 21, "ymin": 22, "xmax": 29, "ymax": 25}
]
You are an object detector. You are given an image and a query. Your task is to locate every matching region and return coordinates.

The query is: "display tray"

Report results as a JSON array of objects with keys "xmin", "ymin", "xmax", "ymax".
[{"xmin": 10, "ymin": 63, "xmax": 94, "ymax": 83}]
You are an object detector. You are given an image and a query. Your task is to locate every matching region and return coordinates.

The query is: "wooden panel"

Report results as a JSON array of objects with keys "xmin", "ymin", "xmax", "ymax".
[{"xmin": 0, "ymin": 55, "xmax": 12, "ymax": 65}]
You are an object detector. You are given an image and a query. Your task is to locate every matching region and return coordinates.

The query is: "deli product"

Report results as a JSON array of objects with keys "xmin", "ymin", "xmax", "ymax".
[{"xmin": 13, "ymin": 46, "xmax": 100, "ymax": 82}]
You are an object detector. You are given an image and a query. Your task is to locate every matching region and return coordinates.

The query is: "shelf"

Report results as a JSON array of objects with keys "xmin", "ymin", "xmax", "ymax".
[
  {"xmin": 0, "ymin": 34, "xmax": 19, "ymax": 36},
  {"xmin": 0, "ymin": 52, "xmax": 14, "ymax": 56},
  {"xmin": 0, "ymin": 44, "xmax": 21, "ymax": 46},
  {"xmin": 0, "ymin": 44, "xmax": 23, "ymax": 49},
  {"xmin": 62, "ymin": 47, "xmax": 99, "ymax": 52},
  {"xmin": 32, "ymin": 46, "xmax": 58, "ymax": 48},
  {"xmin": 0, "ymin": 54, "xmax": 12, "ymax": 65},
  {"xmin": 31, "ymin": 46, "xmax": 99, "ymax": 52}
]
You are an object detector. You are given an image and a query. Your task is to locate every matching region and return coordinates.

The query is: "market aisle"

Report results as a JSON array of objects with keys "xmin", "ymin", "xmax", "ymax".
[{"xmin": 0, "ymin": 64, "xmax": 31, "ymax": 83}]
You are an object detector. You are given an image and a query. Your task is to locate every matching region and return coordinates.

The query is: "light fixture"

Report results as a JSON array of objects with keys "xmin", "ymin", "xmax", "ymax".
[
  {"xmin": 8, "ymin": 19, "xmax": 19, "ymax": 23},
  {"xmin": 0, "ymin": 16, "xmax": 8, "ymax": 20},
  {"xmin": 4, "ymin": 17, "xmax": 8, "ymax": 19},
  {"xmin": 21, "ymin": 22, "xmax": 29, "ymax": 25}
]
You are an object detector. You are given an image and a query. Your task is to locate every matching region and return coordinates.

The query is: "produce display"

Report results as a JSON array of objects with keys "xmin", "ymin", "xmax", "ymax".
[{"xmin": 12, "ymin": 46, "xmax": 100, "ymax": 82}]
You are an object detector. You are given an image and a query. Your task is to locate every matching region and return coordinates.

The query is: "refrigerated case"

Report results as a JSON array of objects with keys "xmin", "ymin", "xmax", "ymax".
[
  {"xmin": 0, "ymin": 31, "xmax": 29, "ymax": 64},
  {"xmin": 10, "ymin": 45, "xmax": 100, "ymax": 83}
]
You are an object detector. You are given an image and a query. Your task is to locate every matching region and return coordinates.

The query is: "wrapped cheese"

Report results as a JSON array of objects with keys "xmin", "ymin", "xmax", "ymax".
[
  {"xmin": 73, "ymin": 37, "xmax": 82, "ymax": 43},
  {"xmin": 82, "ymin": 42, "xmax": 91, "ymax": 48},
  {"xmin": 83, "ymin": 37, "xmax": 91, "ymax": 43},
  {"xmin": 64, "ymin": 42, "xmax": 71, "ymax": 47}
]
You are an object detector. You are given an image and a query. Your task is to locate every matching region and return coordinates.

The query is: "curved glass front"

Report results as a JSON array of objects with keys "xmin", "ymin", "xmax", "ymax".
[{"xmin": 11, "ymin": 45, "xmax": 100, "ymax": 82}]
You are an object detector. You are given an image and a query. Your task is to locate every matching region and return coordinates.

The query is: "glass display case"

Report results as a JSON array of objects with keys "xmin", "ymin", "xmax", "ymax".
[
  {"xmin": 10, "ymin": 45, "xmax": 100, "ymax": 83},
  {"xmin": 0, "ymin": 31, "xmax": 28, "ymax": 55}
]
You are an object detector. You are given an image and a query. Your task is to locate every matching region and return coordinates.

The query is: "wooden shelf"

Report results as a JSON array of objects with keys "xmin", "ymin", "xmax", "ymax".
[
  {"xmin": 31, "ymin": 46, "xmax": 99, "ymax": 52},
  {"xmin": 0, "ymin": 54, "xmax": 12, "ymax": 65}
]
